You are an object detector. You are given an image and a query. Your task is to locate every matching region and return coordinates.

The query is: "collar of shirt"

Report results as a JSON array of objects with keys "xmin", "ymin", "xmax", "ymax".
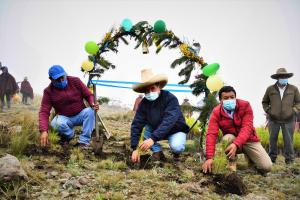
[
  {"xmin": 222, "ymin": 107, "xmax": 234, "ymax": 119},
  {"xmin": 277, "ymin": 85, "xmax": 286, "ymax": 100}
]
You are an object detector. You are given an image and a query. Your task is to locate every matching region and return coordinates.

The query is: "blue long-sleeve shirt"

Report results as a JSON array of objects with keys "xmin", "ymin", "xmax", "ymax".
[{"xmin": 131, "ymin": 90, "xmax": 189, "ymax": 150}]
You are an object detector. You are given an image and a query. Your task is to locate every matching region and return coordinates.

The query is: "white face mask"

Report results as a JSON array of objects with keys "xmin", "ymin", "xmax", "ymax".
[{"xmin": 145, "ymin": 92, "xmax": 159, "ymax": 101}]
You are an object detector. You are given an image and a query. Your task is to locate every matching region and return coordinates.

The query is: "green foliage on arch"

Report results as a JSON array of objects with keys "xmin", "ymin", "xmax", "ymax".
[{"xmin": 82, "ymin": 20, "xmax": 211, "ymax": 97}]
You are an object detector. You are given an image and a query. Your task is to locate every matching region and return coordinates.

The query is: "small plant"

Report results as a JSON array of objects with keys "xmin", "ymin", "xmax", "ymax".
[
  {"xmin": 212, "ymin": 140, "xmax": 228, "ymax": 174},
  {"xmin": 48, "ymin": 128, "xmax": 60, "ymax": 145},
  {"xmin": 137, "ymin": 127, "xmax": 151, "ymax": 157},
  {"xmin": 97, "ymin": 159, "xmax": 127, "ymax": 170},
  {"xmin": 69, "ymin": 148, "xmax": 85, "ymax": 167}
]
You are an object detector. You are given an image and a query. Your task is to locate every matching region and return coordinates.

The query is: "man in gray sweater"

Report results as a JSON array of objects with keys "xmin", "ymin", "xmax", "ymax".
[{"xmin": 262, "ymin": 68, "xmax": 300, "ymax": 164}]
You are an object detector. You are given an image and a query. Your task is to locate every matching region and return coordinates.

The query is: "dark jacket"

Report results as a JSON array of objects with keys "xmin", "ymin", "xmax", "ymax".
[
  {"xmin": 20, "ymin": 80, "xmax": 34, "ymax": 99},
  {"xmin": 262, "ymin": 84, "xmax": 300, "ymax": 123},
  {"xmin": 0, "ymin": 69, "xmax": 18, "ymax": 96},
  {"xmin": 206, "ymin": 99, "xmax": 259, "ymax": 159},
  {"xmin": 131, "ymin": 90, "xmax": 189, "ymax": 150}
]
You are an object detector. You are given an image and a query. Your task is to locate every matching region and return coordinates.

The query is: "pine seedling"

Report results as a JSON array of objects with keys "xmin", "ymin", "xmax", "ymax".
[{"xmin": 212, "ymin": 140, "xmax": 229, "ymax": 174}]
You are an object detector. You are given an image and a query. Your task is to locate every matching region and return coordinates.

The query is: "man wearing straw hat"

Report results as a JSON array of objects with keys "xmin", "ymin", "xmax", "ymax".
[
  {"xmin": 131, "ymin": 68, "xmax": 189, "ymax": 162},
  {"xmin": 262, "ymin": 68, "xmax": 300, "ymax": 164}
]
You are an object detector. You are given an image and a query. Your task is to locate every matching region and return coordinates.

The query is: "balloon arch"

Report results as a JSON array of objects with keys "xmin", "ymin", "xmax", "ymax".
[{"xmin": 81, "ymin": 19, "xmax": 222, "ymax": 125}]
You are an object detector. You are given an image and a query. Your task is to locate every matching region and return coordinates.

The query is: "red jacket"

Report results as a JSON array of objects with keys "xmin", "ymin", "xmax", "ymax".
[
  {"xmin": 39, "ymin": 76, "xmax": 94, "ymax": 132},
  {"xmin": 206, "ymin": 99, "xmax": 259, "ymax": 159}
]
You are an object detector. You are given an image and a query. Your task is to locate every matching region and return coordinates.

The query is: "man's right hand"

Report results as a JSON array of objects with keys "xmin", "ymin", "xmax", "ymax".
[
  {"xmin": 202, "ymin": 158, "xmax": 213, "ymax": 173},
  {"xmin": 131, "ymin": 150, "xmax": 140, "ymax": 163},
  {"xmin": 40, "ymin": 131, "xmax": 49, "ymax": 146}
]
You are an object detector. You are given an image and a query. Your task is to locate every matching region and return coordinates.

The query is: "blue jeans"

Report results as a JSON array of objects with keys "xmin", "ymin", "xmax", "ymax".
[
  {"xmin": 51, "ymin": 107, "xmax": 95, "ymax": 145},
  {"xmin": 144, "ymin": 125, "xmax": 186, "ymax": 153}
]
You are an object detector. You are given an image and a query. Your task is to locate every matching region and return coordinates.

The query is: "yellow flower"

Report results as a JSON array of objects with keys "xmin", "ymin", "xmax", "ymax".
[
  {"xmin": 179, "ymin": 43, "xmax": 194, "ymax": 58},
  {"xmin": 103, "ymin": 32, "xmax": 111, "ymax": 41}
]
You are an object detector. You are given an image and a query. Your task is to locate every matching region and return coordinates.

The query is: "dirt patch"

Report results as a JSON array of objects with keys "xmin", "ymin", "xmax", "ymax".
[
  {"xmin": 24, "ymin": 144, "xmax": 70, "ymax": 162},
  {"xmin": 212, "ymin": 173, "xmax": 247, "ymax": 195}
]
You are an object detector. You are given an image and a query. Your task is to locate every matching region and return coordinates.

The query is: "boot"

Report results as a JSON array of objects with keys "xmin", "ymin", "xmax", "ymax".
[{"xmin": 172, "ymin": 153, "xmax": 180, "ymax": 162}]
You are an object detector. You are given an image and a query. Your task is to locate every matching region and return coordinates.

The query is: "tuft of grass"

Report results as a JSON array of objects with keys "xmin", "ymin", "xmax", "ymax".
[
  {"xmin": 96, "ymin": 172, "xmax": 125, "ymax": 188},
  {"xmin": 9, "ymin": 112, "xmax": 39, "ymax": 157},
  {"xmin": 69, "ymin": 148, "xmax": 85, "ymax": 167},
  {"xmin": 97, "ymin": 159, "xmax": 127, "ymax": 170},
  {"xmin": 212, "ymin": 141, "xmax": 228, "ymax": 174},
  {"xmin": 47, "ymin": 128, "xmax": 60, "ymax": 145},
  {"xmin": 0, "ymin": 179, "xmax": 29, "ymax": 199}
]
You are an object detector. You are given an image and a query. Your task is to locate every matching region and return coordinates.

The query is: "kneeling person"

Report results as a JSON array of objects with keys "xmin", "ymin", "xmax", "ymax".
[
  {"xmin": 39, "ymin": 65, "xmax": 99, "ymax": 148},
  {"xmin": 131, "ymin": 69, "xmax": 189, "ymax": 162},
  {"xmin": 202, "ymin": 86, "xmax": 272, "ymax": 174}
]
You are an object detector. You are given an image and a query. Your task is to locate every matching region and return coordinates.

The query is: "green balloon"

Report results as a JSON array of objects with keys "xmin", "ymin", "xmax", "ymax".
[
  {"xmin": 154, "ymin": 20, "xmax": 166, "ymax": 33},
  {"xmin": 202, "ymin": 63, "xmax": 220, "ymax": 76},
  {"xmin": 85, "ymin": 41, "xmax": 99, "ymax": 55}
]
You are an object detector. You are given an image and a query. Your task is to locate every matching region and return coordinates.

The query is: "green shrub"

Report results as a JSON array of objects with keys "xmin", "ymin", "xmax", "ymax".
[
  {"xmin": 256, "ymin": 127, "xmax": 269, "ymax": 148},
  {"xmin": 294, "ymin": 133, "xmax": 300, "ymax": 150},
  {"xmin": 185, "ymin": 117, "xmax": 200, "ymax": 135}
]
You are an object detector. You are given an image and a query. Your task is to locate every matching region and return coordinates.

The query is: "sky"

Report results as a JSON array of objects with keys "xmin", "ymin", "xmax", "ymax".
[{"xmin": 0, "ymin": 0, "xmax": 299, "ymax": 126}]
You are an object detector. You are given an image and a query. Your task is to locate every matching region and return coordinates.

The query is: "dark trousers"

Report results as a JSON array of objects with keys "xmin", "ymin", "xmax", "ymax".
[
  {"xmin": 268, "ymin": 120, "xmax": 295, "ymax": 163},
  {"xmin": 0, "ymin": 92, "xmax": 11, "ymax": 110},
  {"xmin": 22, "ymin": 92, "xmax": 29, "ymax": 104}
]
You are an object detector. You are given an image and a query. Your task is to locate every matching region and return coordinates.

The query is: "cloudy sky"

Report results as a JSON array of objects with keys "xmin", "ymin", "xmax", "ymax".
[{"xmin": 0, "ymin": 0, "xmax": 299, "ymax": 126}]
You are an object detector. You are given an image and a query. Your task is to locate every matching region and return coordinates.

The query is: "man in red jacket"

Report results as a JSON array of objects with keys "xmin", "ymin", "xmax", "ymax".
[
  {"xmin": 202, "ymin": 86, "xmax": 272, "ymax": 174},
  {"xmin": 39, "ymin": 65, "xmax": 99, "ymax": 148}
]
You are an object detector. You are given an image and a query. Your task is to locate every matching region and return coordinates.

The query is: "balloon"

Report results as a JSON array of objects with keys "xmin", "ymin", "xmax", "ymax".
[
  {"xmin": 85, "ymin": 41, "xmax": 99, "ymax": 55},
  {"xmin": 121, "ymin": 18, "xmax": 133, "ymax": 32},
  {"xmin": 206, "ymin": 75, "xmax": 224, "ymax": 91},
  {"xmin": 202, "ymin": 63, "xmax": 220, "ymax": 77},
  {"xmin": 154, "ymin": 20, "xmax": 166, "ymax": 33},
  {"xmin": 81, "ymin": 60, "xmax": 94, "ymax": 72}
]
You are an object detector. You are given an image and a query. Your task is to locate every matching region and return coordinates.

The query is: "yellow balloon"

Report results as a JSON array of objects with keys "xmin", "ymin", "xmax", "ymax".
[
  {"xmin": 206, "ymin": 75, "xmax": 224, "ymax": 91},
  {"xmin": 81, "ymin": 60, "xmax": 94, "ymax": 72}
]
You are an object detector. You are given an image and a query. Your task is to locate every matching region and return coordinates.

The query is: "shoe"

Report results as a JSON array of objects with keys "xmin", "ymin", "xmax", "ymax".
[
  {"xmin": 74, "ymin": 142, "xmax": 90, "ymax": 150},
  {"xmin": 152, "ymin": 151, "xmax": 166, "ymax": 161},
  {"xmin": 172, "ymin": 153, "xmax": 180, "ymax": 162}
]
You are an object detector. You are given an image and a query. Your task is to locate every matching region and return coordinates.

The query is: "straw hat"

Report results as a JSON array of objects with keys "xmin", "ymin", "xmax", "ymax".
[
  {"xmin": 132, "ymin": 68, "xmax": 168, "ymax": 93},
  {"xmin": 271, "ymin": 68, "xmax": 293, "ymax": 79}
]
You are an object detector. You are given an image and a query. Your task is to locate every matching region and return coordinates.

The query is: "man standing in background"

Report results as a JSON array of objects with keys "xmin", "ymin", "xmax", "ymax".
[
  {"xmin": 20, "ymin": 77, "xmax": 34, "ymax": 105},
  {"xmin": 0, "ymin": 65, "xmax": 19, "ymax": 112},
  {"xmin": 262, "ymin": 68, "xmax": 300, "ymax": 164}
]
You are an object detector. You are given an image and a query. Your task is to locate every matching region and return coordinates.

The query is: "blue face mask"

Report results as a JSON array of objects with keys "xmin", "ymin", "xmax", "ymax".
[
  {"xmin": 222, "ymin": 99, "xmax": 236, "ymax": 111},
  {"xmin": 145, "ymin": 92, "xmax": 159, "ymax": 101},
  {"xmin": 278, "ymin": 79, "xmax": 288, "ymax": 85},
  {"xmin": 53, "ymin": 79, "xmax": 68, "ymax": 89}
]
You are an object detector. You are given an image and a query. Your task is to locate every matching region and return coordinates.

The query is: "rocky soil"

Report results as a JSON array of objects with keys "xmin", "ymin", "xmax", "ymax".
[{"xmin": 0, "ymin": 103, "xmax": 299, "ymax": 200}]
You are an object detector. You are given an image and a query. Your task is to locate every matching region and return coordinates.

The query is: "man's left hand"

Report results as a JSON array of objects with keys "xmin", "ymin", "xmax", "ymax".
[
  {"xmin": 225, "ymin": 143, "xmax": 237, "ymax": 159},
  {"xmin": 139, "ymin": 138, "xmax": 154, "ymax": 151},
  {"xmin": 91, "ymin": 103, "xmax": 99, "ymax": 111}
]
